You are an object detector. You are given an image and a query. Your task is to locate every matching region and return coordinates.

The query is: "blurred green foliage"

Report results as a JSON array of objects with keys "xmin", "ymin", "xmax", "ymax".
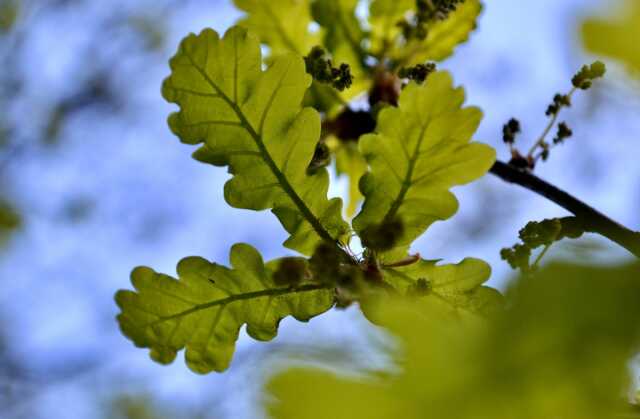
[
  {"xmin": 582, "ymin": 0, "xmax": 640, "ymax": 74},
  {"xmin": 107, "ymin": 395, "xmax": 170, "ymax": 419},
  {"xmin": 267, "ymin": 262, "xmax": 640, "ymax": 419}
]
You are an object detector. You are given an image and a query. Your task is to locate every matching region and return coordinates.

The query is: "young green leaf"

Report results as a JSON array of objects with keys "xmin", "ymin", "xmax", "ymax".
[
  {"xmin": 310, "ymin": 0, "xmax": 371, "ymax": 112},
  {"xmin": 353, "ymin": 71, "xmax": 495, "ymax": 260},
  {"xmin": 116, "ymin": 243, "xmax": 334, "ymax": 374},
  {"xmin": 334, "ymin": 141, "xmax": 367, "ymax": 216},
  {"xmin": 312, "ymin": 0, "xmax": 366, "ymax": 66},
  {"xmin": 162, "ymin": 27, "xmax": 350, "ymax": 255},
  {"xmin": 233, "ymin": 1, "xmax": 346, "ymax": 113},
  {"xmin": 369, "ymin": 0, "xmax": 413, "ymax": 55},
  {"xmin": 370, "ymin": 0, "xmax": 481, "ymax": 65},
  {"xmin": 234, "ymin": 0, "xmax": 318, "ymax": 57},
  {"xmin": 377, "ymin": 256, "xmax": 502, "ymax": 317},
  {"xmin": 403, "ymin": 0, "xmax": 481, "ymax": 64}
]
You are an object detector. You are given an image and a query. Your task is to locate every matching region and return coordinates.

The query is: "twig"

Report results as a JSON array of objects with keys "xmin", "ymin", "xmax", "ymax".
[
  {"xmin": 526, "ymin": 87, "xmax": 577, "ymax": 158},
  {"xmin": 531, "ymin": 243, "xmax": 552, "ymax": 270},
  {"xmin": 489, "ymin": 160, "xmax": 640, "ymax": 258}
]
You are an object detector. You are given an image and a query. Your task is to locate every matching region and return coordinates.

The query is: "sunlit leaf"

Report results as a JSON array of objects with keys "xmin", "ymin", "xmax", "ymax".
[
  {"xmin": 116, "ymin": 243, "xmax": 334, "ymax": 373},
  {"xmin": 369, "ymin": 0, "xmax": 413, "ymax": 56},
  {"xmin": 311, "ymin": 0, "xmax": 371, "ymax": 109},
  {"xmin": 370, "ymin": 0, "xmax": 482, "ymax": 65},
  {"xmin": 233, "ymin": 0, "xmax": 353, "ymax": 114},
  {"xmin": 267, "ymin": 262, "xmax": 640, "ymax": 419},
  {"xmin": 380, "ymin": 257, "xmax": 502, "ymax": 317},
  {"xmin": 353, "ymin": 71, "xmax": 495, "ymax": 260},
  {"xmin": 312, "ymin": 0, "xmax": 365, "ymax": 67},
  {"xmin": 582, "ymin": 0, "xmax": 640, "ymax": 74},
  {"xmin": 234, "ymin": 0, "xmax": 318, "ymax": 57},
  {"xmin": 162, "ymin": 26, "xmax": 350, "ymax": 255},
  {"xmin": 333, "ymin": 141, "xmax": 367, "ymax": 216},
  {"xmin": 398, "ymin": 0, "xmax": 481, "ymax": 65}
]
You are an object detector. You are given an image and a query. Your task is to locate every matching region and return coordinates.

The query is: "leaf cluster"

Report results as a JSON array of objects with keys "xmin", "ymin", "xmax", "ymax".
[
  {"xmin": 115, "ymin": 6, "xmax": 496, "ymax": 372},
  {"xmin": 110, "ymin": 4, "xmax": 640, "ymax": 419}
]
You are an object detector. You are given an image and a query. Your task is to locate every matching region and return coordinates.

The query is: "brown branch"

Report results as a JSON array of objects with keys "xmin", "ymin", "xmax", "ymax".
[{"xmin": 490, "ymin": 160, "xmax": 640, "ymax": 258}]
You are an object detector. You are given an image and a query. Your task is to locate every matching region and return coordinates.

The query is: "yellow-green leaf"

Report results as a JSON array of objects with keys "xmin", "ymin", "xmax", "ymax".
[
  {"xmin": 380, "ymin": 257, "xmax": 502, "ymax": 316},
  {"xmin": 312, "ymin": 0, "xmax": 366, "ymax": 66},
  {"xmin": 116, "ymin": 243, "xmax": 334, "ymax": 374},
  {"xmin": 582, "ymin": 0, "xmax": 640, "ymax": 74},
  {"xmin": 353, "ymin": 71, "xmax": 495, "ymax": 260},
  {"xmin": 369, "ymin": 0, "xmax": 413, "ymax": 55},
  {"xmin": 162, "ymin": 26, "xmax": 349, "ymax": 255},
  {"xmin": 371, "ymin": 0, "xmax": 482, "ymax": 66},
  {"xmin": 307, "ymin": 0, "xmax": 370, "ymax": 113},
  {"xmin": 333, "ymin": 141, "xmax": 367, "ymax": 216},
  {"xmin": 234, "ymin": 0, "xmax": 318, "ymax": 56}
]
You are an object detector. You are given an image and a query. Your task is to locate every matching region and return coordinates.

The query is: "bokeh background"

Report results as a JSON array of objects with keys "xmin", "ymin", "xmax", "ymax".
[{"xmin": 1, "ymin": 0, "xmax": 638, "ymax": 418}]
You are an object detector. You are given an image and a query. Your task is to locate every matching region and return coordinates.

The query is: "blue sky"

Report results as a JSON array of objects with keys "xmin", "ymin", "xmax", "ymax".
[{"xmin": 1, "ymin": 0, "xmax": 638, "ymax": 417}]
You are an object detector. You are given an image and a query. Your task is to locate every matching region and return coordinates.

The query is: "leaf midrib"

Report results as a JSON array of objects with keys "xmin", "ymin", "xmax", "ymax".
[
  {"xmin": 382, "ymin": 123, "xmax": 429, "ymax": 223},
  {"xmin": 183, "ymin": 49, "xmax": 337, "ymax": 245},
  {"xmin": 146, "ymin": 283, "xmax": 332, "ymax": 327}
]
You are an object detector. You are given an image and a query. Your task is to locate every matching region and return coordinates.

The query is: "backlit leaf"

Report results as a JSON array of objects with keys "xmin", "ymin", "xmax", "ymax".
[
  {"xmin": 116, "ymin": 243, "xmax": 334, "ymax": 373},
  {"xmin": 311, "ymin": 0, "xmax": 370, "ymax": 108},
  {"xmin": 234, "ymin": 0, "xmax": 318, "ymax": 57},
  {"xmin": 353, "ymin": 71, "xmax": 495, "ymax": 260},
  {"xmin": 162, "ymin": 26, "xmax": 350, "ymax": 255},
  {"xmin": 333, "ymin": 141, "xmax": 367, "ymax": 216},
  {"xmin": 369, "ymin": 0, "xmax": 413, "ymax": 56},
  {"xmin": 380, "ymin": 257, "xmax": 502, "ymax": 317},
  {"xmin": 370, "ymin": 0, "xmax": 482, "ymax": 65},
  {"xmin": 312, "ymin": 0, "xmax": 366, "ymax": 67}
]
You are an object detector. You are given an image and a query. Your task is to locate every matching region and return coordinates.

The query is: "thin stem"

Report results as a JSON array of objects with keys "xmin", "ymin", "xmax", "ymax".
[
  {"xmin": 531, "ymin": 244, "xmax": 552, "ymax": 270},
  {"xmin": 490, "ymin": 160, "xmax": 640, "ymax": 258},
  {"xmin": 526, "ymin": 87, "xmax": 577, "ymax": 158}
]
